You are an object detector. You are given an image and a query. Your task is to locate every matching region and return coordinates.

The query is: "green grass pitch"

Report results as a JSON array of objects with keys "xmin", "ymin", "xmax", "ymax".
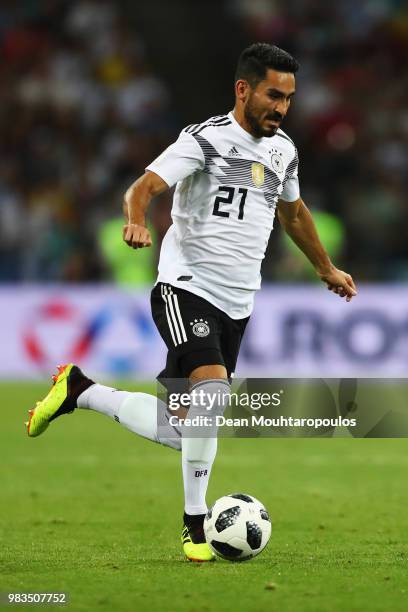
[{"xmin": 1, "ymin": 381, "xmax": 408, "ymax": 611}]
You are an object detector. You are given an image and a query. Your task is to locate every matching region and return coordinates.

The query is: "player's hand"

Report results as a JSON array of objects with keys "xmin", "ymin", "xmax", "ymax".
[
  {"xmin": 317, "ymin": 266, "xmax": 357, "ymax": 302},
  {"xmin": 123, "ymin": 224, "xmax": 152, "ymax": 249}
]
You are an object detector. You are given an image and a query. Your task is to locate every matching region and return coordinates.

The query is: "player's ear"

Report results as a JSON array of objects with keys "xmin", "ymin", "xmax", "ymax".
[{"xmin": 235, "ymin": 79, "xmax": 250, "ymax": 102}]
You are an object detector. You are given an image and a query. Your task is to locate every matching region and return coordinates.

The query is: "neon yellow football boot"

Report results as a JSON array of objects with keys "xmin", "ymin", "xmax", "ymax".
[
  {"xmin": 26, "ymin": 364, "xmax": 94, "ymax": 437},
  {"xmin": 181, "ymin": 514, "xmax": 215, "ymax": 562}
]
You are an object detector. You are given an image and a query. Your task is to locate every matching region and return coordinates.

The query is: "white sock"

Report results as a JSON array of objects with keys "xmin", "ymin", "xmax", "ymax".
[
  {"xmin": 78, "ymin": 384, "xmax": 129, "ymax": 417},
  {"xmin": 78, "ymin": 384, "xmax": 181, "ymax": 451},
  {"xmin": 182, "ymin": 379, "xmax": 230, "ymax": 515},
  {"xmin": 182, "ymin": 441, "xmax": 217, "ymax": 515}
]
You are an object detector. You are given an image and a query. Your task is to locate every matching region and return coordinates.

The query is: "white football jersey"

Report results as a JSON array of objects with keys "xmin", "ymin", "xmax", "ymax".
[{"xmin": 146, "ymin": 111, "xmax": 300, "ymax": 319}]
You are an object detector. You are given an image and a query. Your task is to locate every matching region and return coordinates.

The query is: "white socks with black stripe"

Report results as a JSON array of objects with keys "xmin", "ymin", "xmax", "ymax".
[
  {"xmin": 77, "ymin": 385, "xmax": 181, "ymax": 451},
  {"xmin": 182, "ymin": 379, "xmax": 230, "ymax": 515}
]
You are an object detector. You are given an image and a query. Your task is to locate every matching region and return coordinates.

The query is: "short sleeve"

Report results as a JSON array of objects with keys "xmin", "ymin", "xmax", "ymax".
[
  {"xmin": 280, "ymin": 149, "xmax": 300, "ymax": 202},
  {"xmin": 146, "ymin": 130, "xmax": 205, "ymax": 188}
]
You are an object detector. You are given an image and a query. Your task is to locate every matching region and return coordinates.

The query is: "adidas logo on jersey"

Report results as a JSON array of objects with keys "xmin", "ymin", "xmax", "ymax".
[{"xmin": 227, "ymin": 146, "xmax": 240, "ymax": 157}]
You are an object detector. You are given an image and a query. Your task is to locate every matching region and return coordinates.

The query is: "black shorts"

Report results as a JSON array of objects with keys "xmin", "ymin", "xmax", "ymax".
[{"xmin": 150, "ymin": 282, "xmax": 249, "ymax": 385}]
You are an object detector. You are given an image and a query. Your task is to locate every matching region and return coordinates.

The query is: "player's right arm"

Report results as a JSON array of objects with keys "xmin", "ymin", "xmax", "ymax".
[
  {"xmin": 122, "ymin": 129, "xmax": 205, "ymax": 249},
  {"xmin": 123, "ymin": 171, "xmax": 169, "ymax": 249}
]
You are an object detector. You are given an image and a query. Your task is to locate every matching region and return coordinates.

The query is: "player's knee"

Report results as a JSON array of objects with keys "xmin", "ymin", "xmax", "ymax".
[{"xmin": 189, "ymin": 364, "xmax": 228, "ymax": 385}]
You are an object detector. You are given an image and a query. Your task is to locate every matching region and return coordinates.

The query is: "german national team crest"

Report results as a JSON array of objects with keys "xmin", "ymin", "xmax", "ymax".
[
  {"xmin": 251, "ymin": 163, "xmax": 265, "ymax": 187},
  {"xmin": 271, "ymin": 152, "xmax": 284, "ymax": 174},
  {"xmin": 190, "ymin": 319, "xmax": 210, "ymax": 337}
]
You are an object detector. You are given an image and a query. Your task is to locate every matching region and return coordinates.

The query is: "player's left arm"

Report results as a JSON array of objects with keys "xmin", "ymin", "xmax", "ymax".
[{"xmin": 277, "ymin": 197, "xmax": 357, "ymax": 301}]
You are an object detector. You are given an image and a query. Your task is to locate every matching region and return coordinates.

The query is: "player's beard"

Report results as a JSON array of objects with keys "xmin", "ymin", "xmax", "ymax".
[{"xmin": 244, "ymin": 95, "xmax": 280, "ymax": 138}]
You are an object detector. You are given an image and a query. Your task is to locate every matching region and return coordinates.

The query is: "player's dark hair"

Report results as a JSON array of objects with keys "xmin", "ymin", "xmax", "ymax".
[{"xmin": 235, "ymin": 43, "xmax": 299, "ymax": 88}]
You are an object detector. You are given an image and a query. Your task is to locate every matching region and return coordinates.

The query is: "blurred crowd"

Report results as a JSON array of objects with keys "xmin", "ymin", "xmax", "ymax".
[
  {"xmin": 0, "ymin": 0, "xmax": 174, "ymax": 283},
  {"xmin": 0, "ymin": 0, "xmax": 407, "ymax": 284}
]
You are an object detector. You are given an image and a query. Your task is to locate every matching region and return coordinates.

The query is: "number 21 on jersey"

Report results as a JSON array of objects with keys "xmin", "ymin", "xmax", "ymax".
[{"xmin": 212, "ymin": 186, "xmax": 248, "ymax": 220}]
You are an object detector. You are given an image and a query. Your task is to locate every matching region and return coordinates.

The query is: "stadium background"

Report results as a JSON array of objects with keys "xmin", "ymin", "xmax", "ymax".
[{"xmin": 0, "ymin": 0, "xmax": 407, "ymax": 379}]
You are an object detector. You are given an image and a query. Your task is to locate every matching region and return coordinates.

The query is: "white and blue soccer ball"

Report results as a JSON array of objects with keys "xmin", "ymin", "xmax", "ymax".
[{"xmin": 204, "ymin": 493, "xmax": 272, "ymax": 561}]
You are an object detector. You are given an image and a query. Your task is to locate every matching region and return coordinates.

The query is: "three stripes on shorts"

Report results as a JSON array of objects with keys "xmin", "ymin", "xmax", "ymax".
[{"xmin": 160, "ymin": 284, "xmax": 188, "ymax": 346}]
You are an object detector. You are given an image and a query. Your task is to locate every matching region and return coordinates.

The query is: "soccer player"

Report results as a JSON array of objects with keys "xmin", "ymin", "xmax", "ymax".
[{"xmin": 26, "ymin": 43, "xmax": 356, "ymax": 562}]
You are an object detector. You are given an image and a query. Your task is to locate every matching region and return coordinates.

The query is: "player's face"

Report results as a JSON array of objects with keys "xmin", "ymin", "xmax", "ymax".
[{"xmin": 244, "ymin": 70, "xmax": 296, "ymax": 138}]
